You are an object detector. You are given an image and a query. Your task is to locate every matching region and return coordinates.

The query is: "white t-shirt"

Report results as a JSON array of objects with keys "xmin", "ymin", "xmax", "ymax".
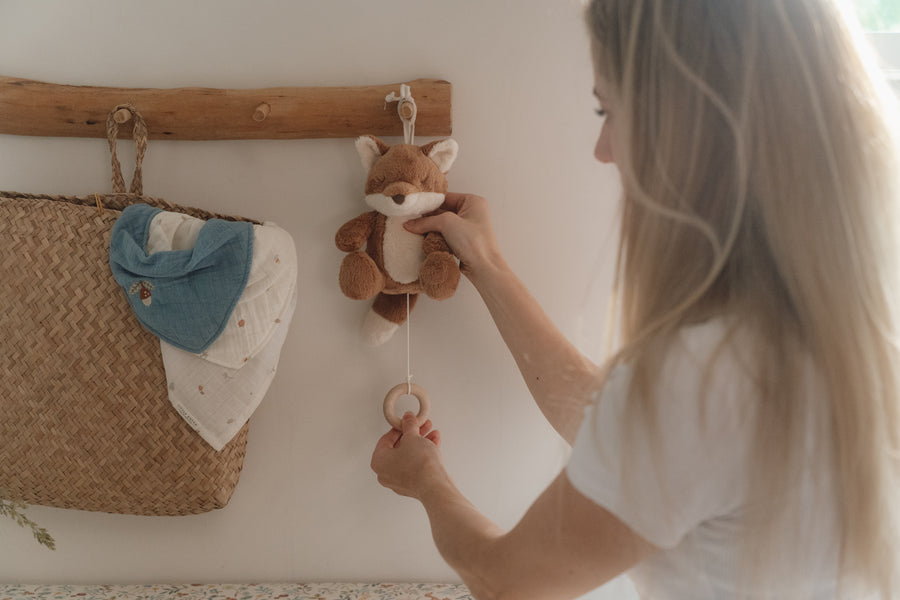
[{"xmin": 566, "ymin": 320, "xmax": 844, "ymax": 599}]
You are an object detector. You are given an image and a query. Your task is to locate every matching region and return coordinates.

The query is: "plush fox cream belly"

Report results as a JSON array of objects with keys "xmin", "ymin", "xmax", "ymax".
[{"xmin": 336, "ymin": 135, "xmax": 461, "ymax": 345}]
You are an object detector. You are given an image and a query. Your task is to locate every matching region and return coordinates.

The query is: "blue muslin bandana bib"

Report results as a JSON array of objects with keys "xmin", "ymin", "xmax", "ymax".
[{"xmin": 110, "ymin": 203, "xmax": 253, "ymax": 353}]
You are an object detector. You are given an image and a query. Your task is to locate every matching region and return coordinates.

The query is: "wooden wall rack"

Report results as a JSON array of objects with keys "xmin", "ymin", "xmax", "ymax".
[{"xmin": 0, "ymin": 76, "xmax": 452, "ymax": 140}]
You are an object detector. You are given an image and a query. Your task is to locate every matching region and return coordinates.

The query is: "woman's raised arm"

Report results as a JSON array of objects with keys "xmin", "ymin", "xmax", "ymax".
[{"xmin": 405, "ymin": 193, "xmax": 599, "ymax": 444}]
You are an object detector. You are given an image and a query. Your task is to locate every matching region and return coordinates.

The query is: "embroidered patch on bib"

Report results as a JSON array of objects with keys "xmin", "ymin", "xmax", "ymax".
[{"xmin": 109, "ymin": 203, "xmax": 253, "ymax": 353}]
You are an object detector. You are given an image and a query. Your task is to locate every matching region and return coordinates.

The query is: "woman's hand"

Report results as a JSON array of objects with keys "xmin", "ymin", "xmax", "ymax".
[
  {"xmin": 371, "ymin": 413, "xmax": 446, "ymax": 500},
  {"xmin": 404, "ymin": 192, "xmax": 506, "ymax": 282}
]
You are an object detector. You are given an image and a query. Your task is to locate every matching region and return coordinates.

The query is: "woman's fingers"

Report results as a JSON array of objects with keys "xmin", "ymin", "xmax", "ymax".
[
  {"xmin": 425, "ymin": 429, "xmax": 441, "ymax": 447},
  {"xmin": 403, "ymin": 211, "xmax": 456, "ymax": 235},
  {"xmin": 440, "ymin": 191, "xmax": 471, "ymax": 212},
  {"xmin": 375, "ymin": 428, "xmax": 403, "ymax": 450}
]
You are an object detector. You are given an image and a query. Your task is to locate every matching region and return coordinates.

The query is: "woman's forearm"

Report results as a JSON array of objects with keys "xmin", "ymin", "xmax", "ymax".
[
  {"xmin": 419, "ymin": 478, "xmax": 507, "ymax": 600},
  {"xmin": 404, "ymin": 194, "xmax": 598, "ymax": 443},
  {"xmin": 468, "ymin": 260, "xmax": 598, "ymax": 445},
  {"xmin": 371, "ymin": 416, "xmax": 511, "ymax": 600}
]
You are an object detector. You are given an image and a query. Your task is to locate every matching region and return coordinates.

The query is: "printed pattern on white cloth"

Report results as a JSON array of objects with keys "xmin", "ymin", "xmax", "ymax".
[
  {"xmin": 0, "ymin": 583, "xmax": 475, "ymax": 600},
  {"xmin": 146, "ymin": 211, "xmax": 298, "ymax": 450},
  {"xmin": 147, "ymin": 211, "xmax": 297, "ymax": 369},
  {"xmin": 162, "ymin": 289, "xmax": 296, "ymax": 451}
]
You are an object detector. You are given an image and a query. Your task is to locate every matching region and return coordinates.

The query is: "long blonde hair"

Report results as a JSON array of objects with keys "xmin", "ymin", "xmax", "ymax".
[{"xmin": 587, "ymin": 0, "xmax": 900, "ymax": 596}]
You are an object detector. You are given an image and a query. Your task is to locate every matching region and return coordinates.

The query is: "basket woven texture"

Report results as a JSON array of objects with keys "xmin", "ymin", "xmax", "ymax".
[{"xmin": 0, "ymin": 105, "xmax": 258, "ymax": 515}]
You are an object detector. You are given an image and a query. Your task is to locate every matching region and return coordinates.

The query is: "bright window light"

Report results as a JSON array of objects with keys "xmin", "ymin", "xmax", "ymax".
[
  {"xmin": 851, "ymin": 0, "xmax": 900, "ymax": 32},
  {"xmin": 851, "ymin": 0, "xmax": 900, "ymax": 93}
]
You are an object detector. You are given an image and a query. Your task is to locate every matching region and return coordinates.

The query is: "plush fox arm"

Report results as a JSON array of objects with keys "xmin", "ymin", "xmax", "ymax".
[
  {"xmin": 335, "ymin": 212, "xmax": 376, "ymax": 252},
  {"xmin": 421, "ymin": 208, "xmax": 455, "ymax": 256},
  {"xmin": 422, "ymin": 231, "xmax": 453, "ymax": 255}
]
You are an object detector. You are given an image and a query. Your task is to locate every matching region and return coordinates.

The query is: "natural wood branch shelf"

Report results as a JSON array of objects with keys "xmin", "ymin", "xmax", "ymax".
[{"xmin": 0, "ymin": 76, "xmax": 452, "ymax": 140}]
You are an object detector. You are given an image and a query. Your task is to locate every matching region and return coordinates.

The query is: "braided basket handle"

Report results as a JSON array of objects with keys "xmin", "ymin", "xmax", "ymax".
[{"xmin": 106, "ymin": 104, "xmax": 148, "ymax": 196}]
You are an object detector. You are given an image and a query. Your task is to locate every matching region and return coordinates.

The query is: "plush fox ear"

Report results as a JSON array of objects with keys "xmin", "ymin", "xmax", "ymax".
[
  {"xmin": 421, "ymin": 139, "xmax": 459, "ymax": 173},
  {"xmin": 356, "ymin": 135, "xmax": 389, "ymax": 171}
]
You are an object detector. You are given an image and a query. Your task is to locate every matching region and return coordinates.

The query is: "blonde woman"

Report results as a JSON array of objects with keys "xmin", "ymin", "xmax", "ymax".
[{"xmin": 370, "ymin": 0, "xmax": 900, "ymax": 598}]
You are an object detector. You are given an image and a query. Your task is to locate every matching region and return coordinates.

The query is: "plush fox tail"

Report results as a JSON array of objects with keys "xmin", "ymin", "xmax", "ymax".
[{"xmin": 362, "ymin": 292, "xmax": 419, "ymax": 346}]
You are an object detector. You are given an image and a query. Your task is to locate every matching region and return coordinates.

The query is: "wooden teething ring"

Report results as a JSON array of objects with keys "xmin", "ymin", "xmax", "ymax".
[{"xmin": 383, "ymin": 382, "xmax": 430, "ymax": 430}]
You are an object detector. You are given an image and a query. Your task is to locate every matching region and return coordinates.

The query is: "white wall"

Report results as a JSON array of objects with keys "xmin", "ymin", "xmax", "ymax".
[{"xmin": 0, "ymin": 1, "xmax": 631, "ymax": 597}]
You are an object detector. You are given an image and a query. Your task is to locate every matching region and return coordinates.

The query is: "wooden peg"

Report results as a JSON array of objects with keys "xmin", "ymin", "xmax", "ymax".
[
  {"xmin": 252, "ymin": 102, "xmax": 270, "ymax": 122},
  {"xmin": 0, "ymin": 76, "xmax": 452, "ymax": 139},
  {"xmin": 398, "ymin": 100, "xmax": 416, "ymax": 121},
  {"xmin": 113, "ymin": 108, "xmax": 132, "ymax": 124}
]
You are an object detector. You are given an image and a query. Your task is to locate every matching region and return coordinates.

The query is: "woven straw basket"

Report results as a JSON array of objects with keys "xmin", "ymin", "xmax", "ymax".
[{"xmin": 0, "ymin": 105, "xmax": 257, "ymax": 515}]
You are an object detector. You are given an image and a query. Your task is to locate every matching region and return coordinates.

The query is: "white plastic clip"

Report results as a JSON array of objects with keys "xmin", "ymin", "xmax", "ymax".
[{"xmin": 385, "ymin": 84, "xmax": 417, "ymax": 144}]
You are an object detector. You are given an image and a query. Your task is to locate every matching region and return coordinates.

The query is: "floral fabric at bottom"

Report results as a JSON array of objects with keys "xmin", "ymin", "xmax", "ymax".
[{"xmin": 0, "ymin": 583, "xmax": 473, "ymax": 600}]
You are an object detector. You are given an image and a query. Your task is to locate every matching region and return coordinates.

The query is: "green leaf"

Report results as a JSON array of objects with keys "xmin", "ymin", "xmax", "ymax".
[{"xmin": 0, "ymin": 491, "xmax": 56, "ymax": 550}]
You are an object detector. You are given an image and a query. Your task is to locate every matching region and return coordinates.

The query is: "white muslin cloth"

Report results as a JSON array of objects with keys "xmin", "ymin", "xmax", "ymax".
[{"xmin": 146, "ymin": 211, "xmax": 298, "ymax": 450}]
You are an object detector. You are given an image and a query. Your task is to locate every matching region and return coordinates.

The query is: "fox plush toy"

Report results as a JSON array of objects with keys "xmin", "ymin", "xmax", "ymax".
[{"xmin": 336, "ymin": 135, "xmax": 461, "ymax": 345}]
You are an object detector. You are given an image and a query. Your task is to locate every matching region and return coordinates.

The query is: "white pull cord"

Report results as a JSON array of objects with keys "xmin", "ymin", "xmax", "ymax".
[
  {"xmin": 406, "ymin": 293, "xmax": 412, "ymax": 395},
  {"xmin": 386, "ymin": 85, "xmax": 419, "ymax": 398}
]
